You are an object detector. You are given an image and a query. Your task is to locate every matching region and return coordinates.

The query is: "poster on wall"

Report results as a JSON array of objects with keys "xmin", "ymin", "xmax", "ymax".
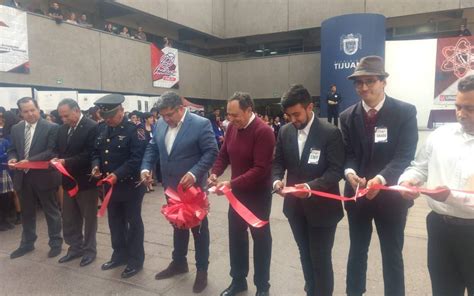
[
  {"xmin": 0, "ymin": 5, "xmax": 29, "ymax": 73},
  {"xmin": 151, "ymin": 44, "xmax": 179, "ymax": 88},
  {"xmin": 434, "ymin": 36, "xmax": 474, "ymax": 105}
]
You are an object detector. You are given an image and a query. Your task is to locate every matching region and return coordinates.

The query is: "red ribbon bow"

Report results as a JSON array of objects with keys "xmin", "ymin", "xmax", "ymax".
[{"xmin": 162, "ymin": 185, "xmax": 209, "ymax": 229}]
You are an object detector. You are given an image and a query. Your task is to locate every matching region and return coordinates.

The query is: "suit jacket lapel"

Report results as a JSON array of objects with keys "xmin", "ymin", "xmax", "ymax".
[
  {"xmin": 169, "ymin": 112, "xmax": 191, "ymax": 157},
  {"xmin": 66, "ymin": 116, "xmax": 84, "ymax": 151},
  {"xmin": 19, "ymin": 121, "xmax": 26, "ymax": 159},
  {"xmin": 354, "ymin": 102, "xmax": 368, "ymax": 150}
]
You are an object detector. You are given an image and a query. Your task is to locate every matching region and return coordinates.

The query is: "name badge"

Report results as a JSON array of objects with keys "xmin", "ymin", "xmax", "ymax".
[
  {"xmin": 374, "ymin": 127, "xmax": 388, "ymax": 143},
  {"xmin": 308, "ymin": 148, "xmax": 321, "ymax": 164}
]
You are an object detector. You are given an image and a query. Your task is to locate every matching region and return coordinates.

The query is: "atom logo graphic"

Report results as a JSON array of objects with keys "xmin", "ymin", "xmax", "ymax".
[{"xmin": 441, "ymin": 37, "xmax": 474, "ymax": 78}]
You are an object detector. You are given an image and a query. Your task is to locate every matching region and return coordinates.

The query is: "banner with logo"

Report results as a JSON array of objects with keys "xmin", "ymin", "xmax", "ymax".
[
  {"xmin": 434, "ymin": 36, "xmax": 474, "ymax": 105},
  {"xmin": 320, "ymin": 14, "xmax": 385, "ymax": 117},
  {"xmin": 151, "ymin": 44, "xmax": 179, "ymax": 88},
  {"xmin": 0, "ymin": 5, "xmax": 29, "ymax": 73}
]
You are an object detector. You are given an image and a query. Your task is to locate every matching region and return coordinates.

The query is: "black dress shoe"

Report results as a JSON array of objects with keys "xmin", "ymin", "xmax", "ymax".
[
  {"xmin": 121, "ymin": 266, "xmax": 142, "ymax": 278},
  {"xmin": 10, "ymin": 246, "xmax": 34, "ymax": 259},
  {"xmin": 155, "ymin": 261, "xmax": 189, "ymax": 280},
  {"xmin": 220, "ymin": 280, "xmax": 248, "ymax": 296},
  {"xmin": 193, "ymin": 270, "xmax": 208, "ymax": 293},
  {"xmin": 58, "ymin": 252, "xmax": 82, "ymax": 263},
  {"xmin": 101, "ymin": 260, "xmax": 126, "ymax": 270},
  {"xmin": 255, "ymin": 291, "xmax": 270, "ymax": 296},
  {"xmin": 48, "ymin": 247, "xmax": 62, "ymax": 258},
  {"xmin": 80, "ymin": 255, "xmax": 95, "ymax": 267}
]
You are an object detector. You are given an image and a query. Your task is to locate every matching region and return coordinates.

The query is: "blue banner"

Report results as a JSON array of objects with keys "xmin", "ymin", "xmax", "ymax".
[{"xmin": 320, "ymin": 14, "xmax": 386, "ymax": 117}]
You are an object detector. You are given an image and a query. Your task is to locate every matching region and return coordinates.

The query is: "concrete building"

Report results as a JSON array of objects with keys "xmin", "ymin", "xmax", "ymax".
[{"xmin": 1, "ymin": 0, "xmax": 474, "ymax": 109}]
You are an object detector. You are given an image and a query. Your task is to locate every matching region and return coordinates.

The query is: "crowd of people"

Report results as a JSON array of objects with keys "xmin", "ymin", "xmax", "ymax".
[{"xmin": 0, "ymin": 55, "xmax": 473, "ymax": 296}]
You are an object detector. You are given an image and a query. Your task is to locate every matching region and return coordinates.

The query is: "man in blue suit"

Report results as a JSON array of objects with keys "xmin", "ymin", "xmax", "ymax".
[{"xmin": 141, "ymin": 91, "xmax": 218, "ymax": 293}]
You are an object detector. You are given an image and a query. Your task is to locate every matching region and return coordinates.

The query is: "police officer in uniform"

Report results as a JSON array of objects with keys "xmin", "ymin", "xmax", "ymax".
[
  {"xmin": 326, "ymin": 84, "xmax": 342, "ymax": 127},
  {"xmin": 91, "ymin": 94, "xmax": 147, "ymax": 278}
]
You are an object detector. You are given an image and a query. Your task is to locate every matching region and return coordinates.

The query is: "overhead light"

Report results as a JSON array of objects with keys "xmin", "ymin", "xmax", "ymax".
[
  {"xmin": 270, "ymin": 51, "xmax": 277, "ymax": 55},
  {"xmin": 255, "ymin": 49, "xmax": 263, "ymax": 53}
]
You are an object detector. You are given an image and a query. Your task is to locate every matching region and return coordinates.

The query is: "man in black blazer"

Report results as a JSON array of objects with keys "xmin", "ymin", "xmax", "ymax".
[
  {"xmin": 340, "ymin": 56, "xmax": 418, "ymax": 296},
  {"xmin": 55, "ymin": 99, "xmax": 98, "ymax": 267},
  {"xmin": 8, "ymin": 97, "xmax": 62, "ymax": 259},
  {"xmin": 272, "ymin": 84, "xmax": 345, "ymax": 296}
]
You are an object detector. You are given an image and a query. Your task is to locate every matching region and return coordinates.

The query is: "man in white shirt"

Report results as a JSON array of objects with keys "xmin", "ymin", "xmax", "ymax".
[
  {"xmin": 399, "ymin": 74, "xmax": 474, "ymax": 296},
  {"xmin": 141, "ymin": 91, "xmax": 218, "ymax": 293}
]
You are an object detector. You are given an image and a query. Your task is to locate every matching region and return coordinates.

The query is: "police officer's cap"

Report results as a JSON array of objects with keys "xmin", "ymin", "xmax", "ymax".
[{"xmin": 94, "ymin": 94, "xmax": 125, "ymax": 118}]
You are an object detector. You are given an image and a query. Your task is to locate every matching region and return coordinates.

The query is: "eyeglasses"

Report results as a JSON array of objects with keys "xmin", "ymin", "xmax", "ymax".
[{"xmin": 353, "ymin": 78, "xmax": 379, "ymax": 89}]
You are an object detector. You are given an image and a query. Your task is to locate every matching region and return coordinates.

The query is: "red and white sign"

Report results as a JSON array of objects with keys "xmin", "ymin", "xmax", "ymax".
[
  {"xmin": 151, "ymin": 44, "xmax": 179, "ymax": 88},
  {"xmin": 0, "ymin": 5, "xmax": 29, "ymax": 73}
]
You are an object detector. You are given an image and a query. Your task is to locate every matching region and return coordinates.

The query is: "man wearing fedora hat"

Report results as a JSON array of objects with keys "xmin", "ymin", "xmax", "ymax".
[{"xmin": 340, "ymin": 56, "xmax": 418, "ymax": 296}]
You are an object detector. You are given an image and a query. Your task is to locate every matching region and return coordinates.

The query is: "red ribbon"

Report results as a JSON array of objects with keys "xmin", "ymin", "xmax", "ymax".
[
  {"xmin": 210, "ymin": 186, "xmax": 269, "ymax": 228},
  {"xmin": 9, "ymin": 161, "xmax": 79, "ymax": 197},
  {"xmin": 97, "ymin": 178, "xmax": 113, "ymax": 218},
  {"xmin": 50, "ymin": 161, "xmax": 79, "ymax": 197},
  {"xmin": 281, "ymin": 184, "xmax": 474, "ymax": 201},
  {"xmin": 162, "ymin": 185, "xmax": 209, "ymax": 229}
]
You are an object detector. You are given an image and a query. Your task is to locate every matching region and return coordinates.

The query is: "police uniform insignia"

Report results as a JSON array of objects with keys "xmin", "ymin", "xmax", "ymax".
[
  {"xmin": 137, "ymin": 128, "xmax": 146, "ymax": 140},
  {"xmin": 118, "ymin": 135, "xmax": 127, "ymax": 141}
]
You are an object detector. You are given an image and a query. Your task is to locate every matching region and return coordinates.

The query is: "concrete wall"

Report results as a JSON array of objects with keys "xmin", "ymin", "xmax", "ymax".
[
  {"xmin": 224, "ymin": 53, "xmax": 320, "ymax": 99},
  {"xmin": 0, "ymin": 13, "xmax": 324, "ymax": 100},
  {"xmin": 115, "ymin": 0, "xmax": 474, "ymax": 38},
  {"xmin": 0, "ymin": 13, "xmax": 228, "ymax": 99}
]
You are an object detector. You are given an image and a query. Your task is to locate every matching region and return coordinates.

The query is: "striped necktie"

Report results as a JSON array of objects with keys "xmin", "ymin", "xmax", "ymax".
[{"xmin": 24, "ymin": 124, "xmax": 32, "ymax": 159}]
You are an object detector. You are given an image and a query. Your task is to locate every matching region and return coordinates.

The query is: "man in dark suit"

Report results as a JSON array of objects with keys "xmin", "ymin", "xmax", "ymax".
[
  {"xmin": 8, "ymin": 97, "xmax": 62, "ymax": 259},
  {"xmin": 141, "ymin": 91, "xmax": 218, "ymax": 293},
  {"xmin": 54, "ymin": 99, "xmax": 98, "ymax": 267},
  {"xmin": 91, "ymin": 94, "xmax": 148, "ymax": 279},
  {"xmin": 272, "ymin": 84, "xmax": 345, "ymax": 296},
  {"xmin": 340, "ymin": 56, "xmax": 418, "ymax": 296}
]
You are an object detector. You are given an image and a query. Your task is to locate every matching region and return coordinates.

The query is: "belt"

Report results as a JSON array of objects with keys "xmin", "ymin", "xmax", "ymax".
[{"xmin": 436, "ymin": 212, "xmax": 474, "ymax": 226}]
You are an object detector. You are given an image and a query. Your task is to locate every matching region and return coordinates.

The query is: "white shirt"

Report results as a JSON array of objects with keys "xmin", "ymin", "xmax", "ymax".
[
  {"xmin": 399, "ymin": 123, "xmax": 474, "ymax": 219},
  {"xmin": 273, "ymin": 112, "xmax": 314, "ymax": 195},
  {"xmin": 142, "ymin": 109, "xmax": 195, "ymax": 181},
  {"xmin": 165, "ymin": 109, "xmax": 187, "ymax": 154},
  {"xmin": 344, "ymin": 95, "xmax": 387, "ymax": 185},
  {"xmin": 243, "ymin": 113, "xmax": 256, "ymax": 129},
  {"xmin": 298, "ymin": 111, "xmax": 314, "ymax": 159},
  {"xmin": 68, "ymin": 113, "xmax": 83, "ymax": 134},
  {"xmin": 24, "ymin": 121, "xmax": 37, "ymax": 139}
]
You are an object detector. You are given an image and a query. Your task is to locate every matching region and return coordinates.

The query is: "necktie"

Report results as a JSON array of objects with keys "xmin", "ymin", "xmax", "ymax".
[
  {"xmin": 367, "ymin": 108, "xmax": 377, "ymax": 123},
  {"xmin": 24, "ymin": 124, "xmax": 32, "ymax": 159},
  {"xmin": 67, "ymin": 127, "xmax": 74, "ymax": 144}
]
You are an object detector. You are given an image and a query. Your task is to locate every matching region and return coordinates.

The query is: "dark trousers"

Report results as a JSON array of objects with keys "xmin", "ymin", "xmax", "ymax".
[
  {"xmin": 228, "ymin": 199, "xmax": 272, "ymax": 291},
  {"xmin": 346, "ymin": 207, "xmax": 407, "ymax": 296},
  {"xmin": 0, "ymin": 193, "xmax": 11, "ymax": 223},
  {"xmin": 18, "ymin": 174, "xmax": 62, "ymax": 249},
  {"xmin": 63, "ymin": 188, "xmax": 98, "ymax": 256},
  {"xmin": 327, "ymin": 106, "xmax": 339, "ymax": 127},
  {"xmin": 107, "ymin": 190, "xmax": 145, "ymax": 269},
  {"xmin": 288, "ymin": 213, "xmax": 337, "ymax": 296},
  {"xmin": 427, "ymin": 211, "xmax": 474, "ymax": 296},
  {"xmin": 172, "ymin": 216, "xmax": 210, "ymax": 271}
]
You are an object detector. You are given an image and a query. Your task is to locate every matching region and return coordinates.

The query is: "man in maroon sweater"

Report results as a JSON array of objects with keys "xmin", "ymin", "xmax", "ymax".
[{"xmin": 209, "ymin": 92, "xmax": 275, "ymax": 296}]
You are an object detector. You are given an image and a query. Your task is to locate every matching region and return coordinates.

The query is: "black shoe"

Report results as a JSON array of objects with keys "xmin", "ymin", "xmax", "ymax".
[
  {"xmin": 220, "ymin": 280, "xmax": 248, "ymax": 296},
  {"xmin": 80, "ymin": 255, "xmax": 96, "ymax": 267},
  {"xmin": 10, "ymin": 246, "xmax": 34, "ymax": 259},
  {"xmin": 48, "ymin": 247, "xmax": 62, "ymax": 258},
  {"xmin": 121, "ymin": 266, "xmax": 142, "ymax": 278},
  {"xmin": 101, "ymin": 260, "xmax": 126, "ymax": 270},
  {"xmin": 155, "ymin": 261, "xmax": 189, "ymax": 280},
  {"xmin": 256, "ymin": 291, "xmax": 270, "ymax": 296},
  {"xmin": 58, "ymin": 252, "xmax": 82, "ymax": 263}
]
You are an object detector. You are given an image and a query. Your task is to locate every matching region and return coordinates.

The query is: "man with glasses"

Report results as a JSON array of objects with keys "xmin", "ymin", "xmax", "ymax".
[
  {"xmin": 340, "ymin": 56, "xmax": 418, "ymax": 296},
  {"xmin": 141, "ymin": 91, "xmax": 218, "ymax": 293}
]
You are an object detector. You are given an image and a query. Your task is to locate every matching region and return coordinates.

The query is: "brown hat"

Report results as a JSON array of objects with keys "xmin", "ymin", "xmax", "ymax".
[{"xmin": 347, "ymin": 55, "xmax": 389, "ymax": 80}]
